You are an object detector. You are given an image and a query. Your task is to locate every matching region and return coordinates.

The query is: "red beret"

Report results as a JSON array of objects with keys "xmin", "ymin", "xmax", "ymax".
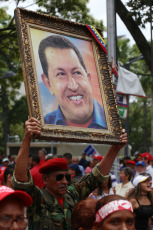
[
  {"xmin": 126, "ymin": 160, "xmax": 136, "ymax": 166},
  {"xmin": 39, "ymin": 158, "xmax": 68, "ymax": 174}
]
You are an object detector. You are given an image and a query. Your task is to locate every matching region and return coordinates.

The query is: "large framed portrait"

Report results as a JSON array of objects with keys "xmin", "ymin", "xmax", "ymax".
[{"xmin": 14, "ymin": 8, "xmax": 122, "ymax": 144}]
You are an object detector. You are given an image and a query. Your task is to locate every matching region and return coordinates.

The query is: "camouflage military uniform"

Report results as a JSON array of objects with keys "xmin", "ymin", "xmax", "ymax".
[{"xmin": 12, "ymin": 165, "xmax": 109, "ymax": 230}]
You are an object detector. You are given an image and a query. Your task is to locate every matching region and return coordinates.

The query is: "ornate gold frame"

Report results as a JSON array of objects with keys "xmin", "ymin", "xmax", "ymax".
[{"xmin": 14, "ymin": 8, "xmax": 122, "ymax": 144}]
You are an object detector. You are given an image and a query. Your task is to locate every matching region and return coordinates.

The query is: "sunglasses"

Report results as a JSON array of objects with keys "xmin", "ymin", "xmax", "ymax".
[{"xmin": 56, "ymin": 173, "xmax": 71, "ymax": 182}]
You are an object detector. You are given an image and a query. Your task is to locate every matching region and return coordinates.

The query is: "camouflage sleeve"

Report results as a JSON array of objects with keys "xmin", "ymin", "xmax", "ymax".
[
  {"xmin": 12, "ymin": 169, "xmax": 34, "ymax": 190},
  {"xmin": 68, "ymin": 164, "xmax": 110, "ymax": 201}
]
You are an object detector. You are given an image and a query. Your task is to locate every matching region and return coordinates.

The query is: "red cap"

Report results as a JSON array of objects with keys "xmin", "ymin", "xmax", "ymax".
[
  {"xmin": 39, "ymin": 158, "xmax": 68, "ymax": 174},
  {"xmin": 139, "ymin": 152, "xmax": 152, "ymax": 161},
  {"xmin": 126, "ymin": 160, "xmax": 136, "ymax": 166},
  {"xmin": 93, "ymin": 156, "xmax": 103, "ymax": 161},
  {"xmin": 0, "ymin": 186, "xmax": 33, "ymax": 206}
]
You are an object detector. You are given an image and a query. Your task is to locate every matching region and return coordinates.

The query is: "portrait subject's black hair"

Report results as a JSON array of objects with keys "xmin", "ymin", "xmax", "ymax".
[{"xmin": 38, "ymin": 35, "xmax": 87, "ymax": 78}]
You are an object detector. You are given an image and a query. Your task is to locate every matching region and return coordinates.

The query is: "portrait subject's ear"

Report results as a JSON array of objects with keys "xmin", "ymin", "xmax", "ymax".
[
  {"xmin": 41, "ymin": 73, "xmax": 50, "ymax": 89},
  {"xmin": 41, "ymin": 74, "xmax": 55, "ymax": 95}
]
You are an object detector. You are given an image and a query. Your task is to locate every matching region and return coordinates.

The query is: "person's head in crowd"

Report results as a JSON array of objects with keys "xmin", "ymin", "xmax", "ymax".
[
  {"xmin": 71, "ymin": 198, "xmax": 97, "ymax": 230},
  {"xmin": 85, "ymin": 160, "xmax": 94, "ymax": 174},
  {"xmin": 2, "ymin": 158, "xmax": 9, "ymax": 167},
  {"xmin": 0, "ymin": 185, "xmax": 32, "ymax": 230},
  {"xmin": 39, "ymin": 35, "xmax": 95, "ymax": 125},
  {"xmin": 45, "ymin": 153, "xmax": 53, "ymax": 161},
  {"xmin": 8, "ymin": 154, "xmax": 14, "ymax": 164},
  {"xmin": 126, "ymin": 160, "xmax": 136, "ymax": 170},
  {"xmin": 81, "ymin": 153, "xmax": 86, "ymax": 159},
  {"xmin": 136, "ymin": 161, "xmax": 146, "ymax": 175},
  {"xmin": 39, "ymin": 158, "xmax": 71, "ymax": 198},
  {"xmin": 123, "ymin": 155, "xmax": 131, "ymax": 165},
  {"xmin": 31, "ymin": 155, "xmax": 40, "ymax": 167},
  {"xmin": 97, "ymin": 175, "xmax": 112, "ymax": 197},
  {"xmin": 94, "ymin": 195, "xmax": 135, "ymax": 230},
  {"xmin": 72, "ymin": 157, "xmax": 79, "ymax": 165},
  {"xmin": 38, "ymin": 148, "xmax": 47, "ymax": 161},
  {"xmin": 139, "ymin": 152, "xmax": 152, "ymax": 166},
  {"xmin": 68, "ymin": 163, "xmax": 81, "ymax": 178},
  {"xmin": 63, "ymin": 153, "xmax": 72, "ymax": 165},
  {"xmin": 92, "ymin": 155, "xmax": 103, "ymax": 167},
  {"xmin": 4, "ymin": 164, "xmax": 15, "ymax": 188},
  {"xmin": 128, "ymin": 172, "xmax": 152, "ymax": 204},
  {"xmin": 120, "ymin": 167, "xmax": 134, "ymax": 183}
]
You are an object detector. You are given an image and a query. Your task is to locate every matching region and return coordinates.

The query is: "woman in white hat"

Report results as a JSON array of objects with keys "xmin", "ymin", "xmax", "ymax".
[{"xmin": 128, "ymin": 172, "xmax": 153, "ymax": 230}]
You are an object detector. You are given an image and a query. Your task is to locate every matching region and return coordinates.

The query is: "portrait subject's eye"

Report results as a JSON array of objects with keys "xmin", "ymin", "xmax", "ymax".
[
  {"xmin": 73, "ymin": 71, "xmax": 82, "ymax": 75},
  {"xmin": 56, "ymin": 72, "xmax": 65, "ymax": 77}
]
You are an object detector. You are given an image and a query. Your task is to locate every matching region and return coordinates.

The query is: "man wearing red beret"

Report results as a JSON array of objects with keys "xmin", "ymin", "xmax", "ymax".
[{"xmin": 12, "ymin": 117, "xmax": 127, "ymax": 230}]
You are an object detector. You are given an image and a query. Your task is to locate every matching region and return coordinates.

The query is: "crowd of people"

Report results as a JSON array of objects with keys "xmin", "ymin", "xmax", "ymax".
[{"xmin": 0, "ymin": 117, "xmax": 153, "ymax": 229}]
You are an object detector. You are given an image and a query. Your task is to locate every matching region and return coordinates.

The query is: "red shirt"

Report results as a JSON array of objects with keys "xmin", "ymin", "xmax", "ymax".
[
  {"xmin": 30, "ymin": 165, "xmax": 45, "ymax": 189},
  {"xmin": 39, "ymin": 159, "xmax": 46, "ymax": 166}
]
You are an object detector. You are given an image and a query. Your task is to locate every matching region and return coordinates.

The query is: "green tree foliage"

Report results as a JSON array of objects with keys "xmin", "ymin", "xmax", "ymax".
[
  {"xmin": 128, "ymin": 98, "xmax": 151, "ymax": 154},
  {"xmin": 116, "ymin": 0, "xmax": 152, "ymax": 73},
  {"xmin": 0, "ymin": 7, "xmax": 24, "ymax": 153},
  {"xmin": 37, "ymin": 0, "xmax": 104, "ymax": 28},
  {"xmin": 127, "ymin": 0, "xmax": 152, "ymax": 27},
  {"xmin": 117, "ymin": 37, "xmax": 152, "ymax": 154}
]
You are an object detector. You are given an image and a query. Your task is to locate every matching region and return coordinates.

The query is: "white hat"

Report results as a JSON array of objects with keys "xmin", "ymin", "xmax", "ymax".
[
  {"xmin": 133, "ymin": 175, "xmax": 149, "ymax": 187},
  {"xmin": 2, "ymin": 158, "xmax": 9, "ymax": 163}
]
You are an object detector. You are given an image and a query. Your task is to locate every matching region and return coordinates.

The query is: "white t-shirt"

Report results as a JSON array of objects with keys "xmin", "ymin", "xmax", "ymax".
[{"xmin": 115, "ymin": 181, "xmax": 134, "ymax": 197}]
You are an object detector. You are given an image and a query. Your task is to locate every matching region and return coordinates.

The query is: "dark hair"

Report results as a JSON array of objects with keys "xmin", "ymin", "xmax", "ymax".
[
  {"xmin": 128, "ymin": 172, "xmax": 153, "ymax": 207},
  {"xmin": 121, "ymin": 167, "xmax": 134, "ymax": 181},
  {"xmin": 63, "ymin": 153, "xmax": 72, "ymax": 160},
  {"xmin": 32, "ymin": 155, "xmax": 40, "ymax": 165},
  {"xmin": 4, "ymin": 164, "xmax": 15, "ymax": 184},
  {"xmin": 39, "ymin": 148, "xmax": 47, "ymax": 156},
  {"xmin": 97, "ymin": 175, "xmax": 112, "ymax": 196},
  {"xmin": 38, "ymin": 35, "xmax": 87, "ymax": 78},
  {"xmin": 95, "ymin": 195, "xmax": 128, "ymax": 227},
  {"xmin": 71, "ymin": 198, "xmax": 97, "ymax": 230}
]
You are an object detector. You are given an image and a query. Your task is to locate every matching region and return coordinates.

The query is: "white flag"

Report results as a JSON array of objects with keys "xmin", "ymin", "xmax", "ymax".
[{"xmin": 116, "ymin": 65, "xmax": 146, "ymax": 97}]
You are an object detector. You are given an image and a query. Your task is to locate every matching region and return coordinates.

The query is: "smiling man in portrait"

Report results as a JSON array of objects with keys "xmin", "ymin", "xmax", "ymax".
[{"xmin": 39, "ymin": 35, "xmax": 107, "ymax": 129}]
